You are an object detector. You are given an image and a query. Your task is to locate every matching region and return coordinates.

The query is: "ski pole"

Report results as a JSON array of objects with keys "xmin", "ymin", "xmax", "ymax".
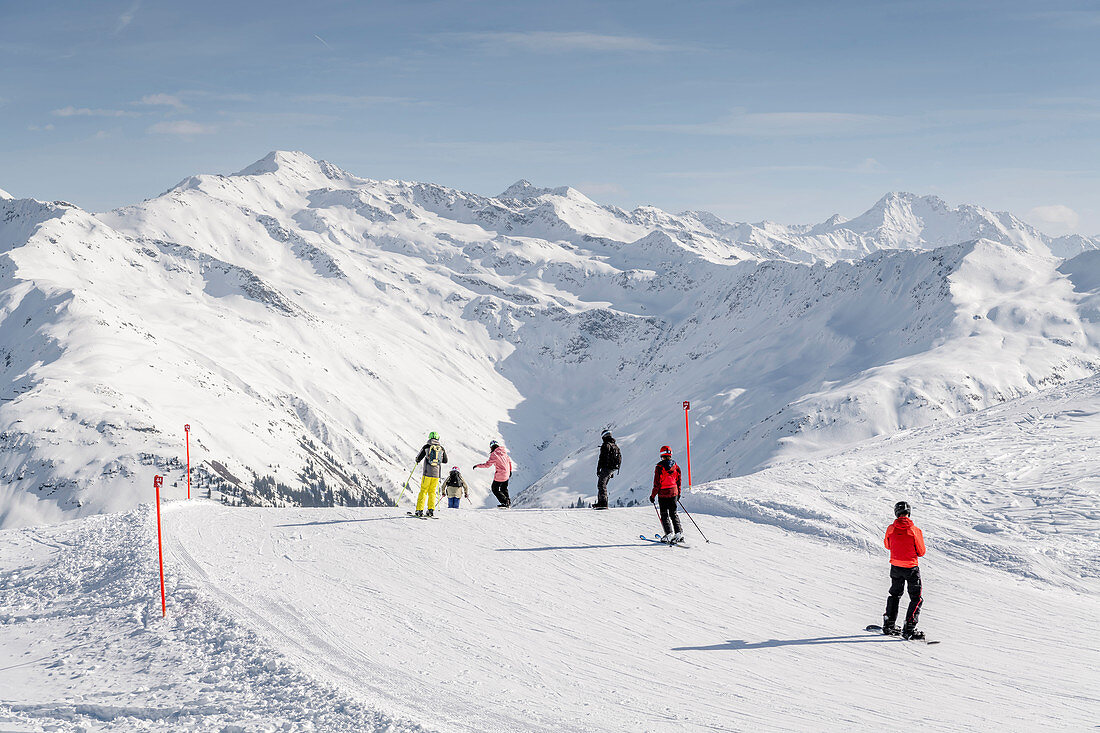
[
  {"xmin": 396, "ymin": 465, "xmax": 417, "ymax": 506},
  {"xmin": 653, "ymin": 496, "xmax": 663, "ymax": 529},
  {"xmin": 678, "ymin": 499, "xmax": 709, "ymax": 543}
]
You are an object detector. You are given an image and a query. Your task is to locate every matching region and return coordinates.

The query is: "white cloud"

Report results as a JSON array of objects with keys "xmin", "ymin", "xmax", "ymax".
[
  {"xmin": 53, "ymin": 106, "xmax": 137, "ymax": 117},
  {"xmin": 855, "ymin": 157, "xmax": 886, "ymax": 173},
  {"xmin": 147, "ymin": 120, "xmax": 216, "ymax": 136},
  {"xmin": 1026, "ymin": 204, "xmax": 1081, "ymax": 234},
  {"xmin": 136, "ymin": 93, "xmax": 187, "ymax": 110},
  {"xmin": 454, "ymin": 31, "xmax": 675, "ymax": 53},
  {"xmin": 117, "ymin": 0, "xmax": 142, "ymax": 33},
  {"xmin": 27, "ymin": 123, "xmax": 56, "ymax": 131}
]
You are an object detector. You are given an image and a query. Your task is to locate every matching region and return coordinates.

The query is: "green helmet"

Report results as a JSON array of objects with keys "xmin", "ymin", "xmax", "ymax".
[{"xmin": 428, "ymin": 431, "xmax": 439, "ymax": 440}]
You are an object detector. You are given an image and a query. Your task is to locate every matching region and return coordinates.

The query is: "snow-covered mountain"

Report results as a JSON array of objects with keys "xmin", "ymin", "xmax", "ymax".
[{"xmin": 2, "ymin": 150, "xmax": 1100, "ymax": 527}]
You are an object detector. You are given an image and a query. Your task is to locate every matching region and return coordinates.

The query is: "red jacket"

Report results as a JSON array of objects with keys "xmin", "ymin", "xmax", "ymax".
[
  {"xmin": 885, "ymin": 517, "xmax": 926, "ymax": 568},
  {"xmin": 650, "ymin": 459, "xmax": 681, "ymax": 500}
]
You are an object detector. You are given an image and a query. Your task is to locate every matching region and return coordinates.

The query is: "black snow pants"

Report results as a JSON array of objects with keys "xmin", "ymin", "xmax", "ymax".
[
  {"xmin": 595, "ymin": 471, "xmax": 613, "ymax": 508},
  {"xmin": 883, "ymin": 565, "xmax": 923, "ymax": 629},
  {"xmin": 657, "ymin": 496, "xmax": 682, "ymax": 535},
  {"xmin": 491, "ymin": 480, "xmax": 511, "ymax": 507}
]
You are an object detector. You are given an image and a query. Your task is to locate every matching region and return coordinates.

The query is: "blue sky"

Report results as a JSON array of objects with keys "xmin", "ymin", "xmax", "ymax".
[{"xmin": 1, "ymin": 0, "xmax": 1098, "ymax": 234}]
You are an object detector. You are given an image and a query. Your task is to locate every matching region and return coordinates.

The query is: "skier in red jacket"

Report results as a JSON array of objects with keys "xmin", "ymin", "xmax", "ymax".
[
  {"xmin": 649, "ymin": 446, "xmax": 683, "ymax": 544},
  {"xmin": 882, "ymin": 501, "xmax": 927, "ymax": 640}
]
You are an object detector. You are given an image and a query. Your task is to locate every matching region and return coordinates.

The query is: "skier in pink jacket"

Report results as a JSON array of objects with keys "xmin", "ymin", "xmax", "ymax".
[{"xmin": 474, "ymin": 440, "xmax": 514, "ymax": 507}]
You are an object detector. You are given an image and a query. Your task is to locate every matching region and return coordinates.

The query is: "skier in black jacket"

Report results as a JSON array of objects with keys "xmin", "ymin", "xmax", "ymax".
[{"xmin": 593, "ymin": 429, "xmax": 621, "ymax": 509}]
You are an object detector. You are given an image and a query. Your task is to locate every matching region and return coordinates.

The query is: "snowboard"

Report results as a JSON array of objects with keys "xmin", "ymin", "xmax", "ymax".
[
  {"xmin": 640, "ymin": 534, "xmax": 689, "ymax": 548},
  {"xmin": 865, "ymin": 624, "xmax": 939, "ymax": 644}
]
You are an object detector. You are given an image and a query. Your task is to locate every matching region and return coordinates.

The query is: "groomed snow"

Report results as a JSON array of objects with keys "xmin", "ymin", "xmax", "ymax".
[{"xmin": 1, "ymin": 502, "xmax": 1095, "ymax": 731}]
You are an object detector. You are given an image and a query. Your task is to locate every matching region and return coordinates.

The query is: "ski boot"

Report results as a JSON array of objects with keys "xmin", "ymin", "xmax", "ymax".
[
  {"xmin": 426, "ymin": 509, "xmax": 434, "ymax": 518},
  {"xmin": 672, "ymin": 532, "xmax": 685, "ymax": 545},
  {"xmin": 881, "ymin": 622, "xmax": 900, "ymax": 636},
  {"xmin": 660, "ymin": 533, "xmax": 674, "ymax": 544},
  {"xmin": 414, "ymin": 510, "xmax": 424, "ymax": 518},
  {"xmin": 902, "ymin": 627, "xmax": 925, "ymax": 641}
]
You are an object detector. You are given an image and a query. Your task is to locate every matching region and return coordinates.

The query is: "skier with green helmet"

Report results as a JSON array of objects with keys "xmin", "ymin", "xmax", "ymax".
[{"xmin": 413, "ymin": 431, "xmax": 448, "ymax": 517}]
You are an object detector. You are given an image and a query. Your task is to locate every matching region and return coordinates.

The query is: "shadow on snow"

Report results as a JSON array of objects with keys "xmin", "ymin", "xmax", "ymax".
[{"xmin": 673, "ymin": 635, "xmax": 896, "ymax": 651}]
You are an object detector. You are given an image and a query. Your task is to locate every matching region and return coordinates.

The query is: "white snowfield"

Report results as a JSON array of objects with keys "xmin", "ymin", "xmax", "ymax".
[
  {"xmin": 0, "ymin": 500, "xmax": 1096, "ymax": 732},
  {"xmin": 2, "ymin": 150, "xmax": 1100, "ymax": 527},
  {"xmin": 2, "ymin": 378, "xmax": 1098, "ymax": 731},
  {"xmin": 1, "ymin": 152, "xmax": 1099, "ymax": 730}
]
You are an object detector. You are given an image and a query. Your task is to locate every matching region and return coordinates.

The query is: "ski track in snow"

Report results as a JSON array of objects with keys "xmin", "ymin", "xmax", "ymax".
[
  {"xmin": 0, "ymin": 506, "xmax": 427, "ymax": 732},
  {"xmin": 3, "ymin": 502, "xmax": 1096, "ymax": 731}
]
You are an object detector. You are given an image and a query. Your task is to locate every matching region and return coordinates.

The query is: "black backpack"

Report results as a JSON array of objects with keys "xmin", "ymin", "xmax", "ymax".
[{"xmin": 608, "ymin": 442, "xmax": 621, "ymax": 471}]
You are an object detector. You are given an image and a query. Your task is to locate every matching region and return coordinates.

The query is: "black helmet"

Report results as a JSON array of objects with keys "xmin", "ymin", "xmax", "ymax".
[
  {"xmin": 894, "ymin": 501, "xmax": 911, "ymax": 518},
  {"xmin": 601, "ymin": 429, "xmax": 612, "ymax": 439},
  {"xmin": 489, "ymin": 439, "xmax": 500, "ymax": 450}
]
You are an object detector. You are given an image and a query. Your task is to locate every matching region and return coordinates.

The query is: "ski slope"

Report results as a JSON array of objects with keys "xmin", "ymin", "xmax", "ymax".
[{"xmin": 2, "ymin": 501, "xmax": 1096, "ymax": 731}]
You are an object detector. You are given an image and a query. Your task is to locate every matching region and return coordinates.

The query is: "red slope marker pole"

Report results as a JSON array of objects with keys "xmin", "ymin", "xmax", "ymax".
[
  {"xmin": 184, "ymin": 424, "xmax": 191, "ymax": 500},
  {"xmin": 683, "ymin": 401, "xmax": 692, "ymax": 489},
  {"xmin": 154, "ymin": 474, "xmax": 167, "ymax": 618}
]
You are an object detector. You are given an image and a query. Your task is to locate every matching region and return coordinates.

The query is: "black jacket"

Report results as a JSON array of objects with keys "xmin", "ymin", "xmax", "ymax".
[{"xmin": 597, "ymin": 436, "xmax": 621, "ymax": 475}]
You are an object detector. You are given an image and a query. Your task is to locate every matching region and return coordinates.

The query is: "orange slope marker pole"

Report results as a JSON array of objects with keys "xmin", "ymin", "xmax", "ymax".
[
  {"xmin": 154, "ymin": 474, "xmax": 167, "ymax": 617},
  {"xmin": 184, "ymin": 424, "xmax": 191, "ymax": 500},
  {"xmin": 683, "ymin": 401, "xmax": 692, "ymax": 488}
]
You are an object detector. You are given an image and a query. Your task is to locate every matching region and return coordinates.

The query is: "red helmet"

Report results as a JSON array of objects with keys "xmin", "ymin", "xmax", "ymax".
[{"xmin": 660, "ymin": 445, "xmax": 672, "ymax": 456}]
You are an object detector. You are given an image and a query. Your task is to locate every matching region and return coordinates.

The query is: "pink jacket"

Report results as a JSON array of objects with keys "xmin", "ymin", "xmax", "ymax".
[{"xmin": 475, "ymin": 446, "xmax": 514, "ymax": 482}]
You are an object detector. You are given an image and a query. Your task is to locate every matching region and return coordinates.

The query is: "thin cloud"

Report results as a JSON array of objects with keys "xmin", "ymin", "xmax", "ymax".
[
  {"xmin": 27, "ymin": 123, "xmax": 56, "ymax": 131},
  {"xmin": 452, "ymin": 31, "xmax": 676, "ymax": 53},
  {"xmin": 659, "ymin": 159, "xmax": 890, "ymax": 180},
  {"xmin": 628, "ymin": 110, "xmax": 896, "ymax": 137},
  {"xmin": 1028, "ymin": 9, "xmax": 1100, "ymax": 28},
  {"xmin": 116, "ymin": 0, "xmax": 142, "ymax": 33},
  {"xmin": 147, "ymin": 120, "xmax": 216, "ymax": 136},
  {"xmin": 313, "ymin": 34, "xmax": 331, "ymax": 49},
  {"xmin": 627, "ymin": 104, "xmax": 1100, "ymax": 140},
  {"xmin": 1027, "ymin": 204, "xmax": 1080, "ymax": 234},
  {"xmin": 53, "ymin": 106, "xmax": 138, "ymax": 117},
  {"xmin": 136, "ymin": 93, "xmax": 188, "ymax": 110},
  {"xmin": 576, "ymin": 182, "xmax": 625, "ymax": 197},
  {"xmin": 296, "ymin": 94, "xmax": 416, "ymax": 106},
  {"xmin": 178, "ymin": 90, "xmax": 257, "ymax": 103}
]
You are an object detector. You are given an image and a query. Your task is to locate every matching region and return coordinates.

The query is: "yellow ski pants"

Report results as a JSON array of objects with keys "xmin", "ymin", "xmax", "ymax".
[{"xmin": 416, "ymin": 476, "xmax": 439, "ymax": 512}]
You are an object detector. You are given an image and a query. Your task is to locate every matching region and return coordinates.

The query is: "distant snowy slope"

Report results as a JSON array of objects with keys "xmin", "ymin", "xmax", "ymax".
[
  {"xmin": 688, "ymin": 373, "xmax": 1100, "ymax": 591},
  {"xmin": 2, "ymin": 151, "xmax": 1100, "ymax": 526}
]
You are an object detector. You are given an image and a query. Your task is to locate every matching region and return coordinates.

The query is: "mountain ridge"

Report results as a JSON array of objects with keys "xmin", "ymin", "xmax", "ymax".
[{"xmin": 1, "ymin": 150, "xmax": 1099, "ymax": 527}]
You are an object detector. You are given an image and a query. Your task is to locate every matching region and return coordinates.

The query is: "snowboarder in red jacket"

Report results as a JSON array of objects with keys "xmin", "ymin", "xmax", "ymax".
[
  {"xmin": 882, "ymin": 501, "xmax": 927, "ymax": 639},
  {"xmin": 650, "ymin": 446, "xmax": 683, "ymax": 544}
]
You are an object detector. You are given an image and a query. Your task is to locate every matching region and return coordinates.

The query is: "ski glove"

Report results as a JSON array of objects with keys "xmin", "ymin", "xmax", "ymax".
[{"xmin": 650, "ymin": 495, "xmax": 655, "ymax": 503}]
